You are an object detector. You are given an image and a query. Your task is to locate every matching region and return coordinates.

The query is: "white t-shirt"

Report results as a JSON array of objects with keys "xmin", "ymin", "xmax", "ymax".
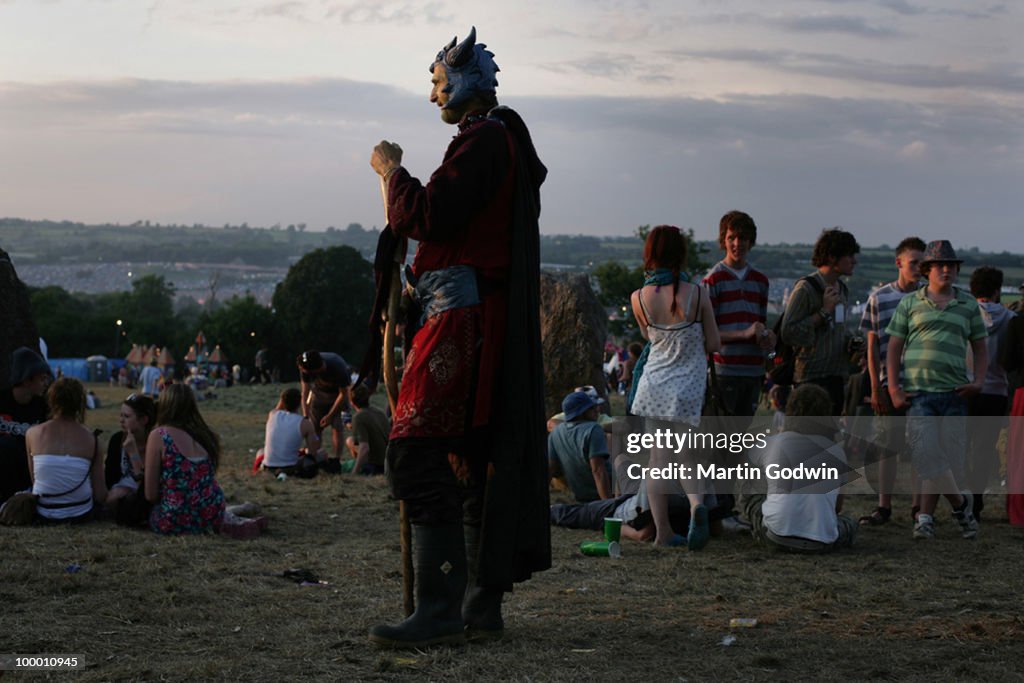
[
  {"xmin": 263, "ymin": 410, "xmax": 306, "ymax": 468},
  {"xmin": 756, "ymin": 432, "xmax": 845, "ymax": 544}
]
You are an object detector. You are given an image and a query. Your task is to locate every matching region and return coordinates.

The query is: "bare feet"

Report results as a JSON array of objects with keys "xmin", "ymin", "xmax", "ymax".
[{"xmin": 653, "ymin": 533, "xmax": 685, "ymax": 547}]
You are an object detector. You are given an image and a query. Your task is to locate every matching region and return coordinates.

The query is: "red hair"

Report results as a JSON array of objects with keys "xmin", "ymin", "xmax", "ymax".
[{"xmin": 643, "ymin": 225, "xmax": 687, "ymax": 314}]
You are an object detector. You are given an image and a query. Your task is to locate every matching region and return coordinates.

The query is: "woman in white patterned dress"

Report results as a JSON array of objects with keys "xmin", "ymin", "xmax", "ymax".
[{"xmin": 630, "ymin": 225, "xmax": 721, "ymax": 548}]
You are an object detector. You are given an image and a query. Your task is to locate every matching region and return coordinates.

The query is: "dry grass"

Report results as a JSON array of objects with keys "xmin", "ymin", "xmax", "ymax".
[{"xmin": 3, "ymin": 382, "xmax": 1024, "ymax": 681}]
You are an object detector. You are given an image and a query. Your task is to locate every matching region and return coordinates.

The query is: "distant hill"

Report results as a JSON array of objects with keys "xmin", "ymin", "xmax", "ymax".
[
  {"xmin": 1, "ymin": 217, "xmax": 380, "ymax": 266},
  {"xmin": 3, "ymin": 218, "xmax": 1022, "ymax": 307}
]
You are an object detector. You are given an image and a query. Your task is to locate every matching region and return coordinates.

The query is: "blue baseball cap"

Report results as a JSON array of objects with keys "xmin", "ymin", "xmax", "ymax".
[{"xmin": 562, "ymin": 390, "xmax": 602, "ymax": 421}]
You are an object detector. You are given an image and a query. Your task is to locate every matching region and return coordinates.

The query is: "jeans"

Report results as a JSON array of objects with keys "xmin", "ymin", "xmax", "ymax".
[
  {"xmin": 717, "ymin": 374, "xmax": 763, "ymax": 422},
  {"xmin": 906, "ymin": 391, "xmax": 967, "ymax": 482}
]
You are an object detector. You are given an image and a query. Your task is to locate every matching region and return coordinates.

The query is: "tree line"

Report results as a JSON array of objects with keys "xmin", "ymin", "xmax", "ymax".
[{"xmin": 29, "ymin": 246, "xmax": 374, "ymax": 381}]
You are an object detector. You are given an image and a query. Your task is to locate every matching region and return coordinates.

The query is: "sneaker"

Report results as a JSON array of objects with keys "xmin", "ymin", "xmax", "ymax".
[
  {"xmin": 227, "ymin": 501, "xmax": 263, "ymax": 517},
  {"xmin": 719, "ymin": 515, "xmax": 753, "ymax": 534},
  {"xmin": 913, "ymin": 513, "xmax": 935, "ymax": 540},
  {"xmin": 953, "ymin": 493, "xmax": 979, "ymax": 540}
]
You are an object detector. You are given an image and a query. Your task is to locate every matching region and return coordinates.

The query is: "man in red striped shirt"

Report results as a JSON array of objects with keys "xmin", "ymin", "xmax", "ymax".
[{"xmin": 702, "ymin": 211, "xmax": 775, "ymax": 422}]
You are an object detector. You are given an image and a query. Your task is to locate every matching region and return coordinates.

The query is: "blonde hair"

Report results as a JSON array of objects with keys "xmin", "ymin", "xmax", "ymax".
[{"xmin": 47, "ymin": 377, "xmax": 86, "ymax": 422}]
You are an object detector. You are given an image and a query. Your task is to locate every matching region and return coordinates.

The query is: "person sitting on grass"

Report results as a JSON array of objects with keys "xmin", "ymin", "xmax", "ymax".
[
  {"xmin": 105, "ymin": 393, "xmax": 157, "ymax": 526},
  {"xmin": 142, "ymin": 385, "xmax": 267, "ymax": 539},
  {"xmin": 24, "ymin": 377, "xmax": 107, "ymax": 524},
  {"xmin": 1, "ymin": 346, "xmax": 51, "ymax": 506},
  {"xmin": 743, "ymin": 383, "xmax": 857, "ymax": 553},
  {"xmin": 342, "ymin": 384, "xmax": 388, "ymax": 476},
  {"xmin": 546, "ymin": 384, "xmax": 614, "ymax": 434},
  {"xmin": 548, "ymin": 390, "xmax": 612, "ymax": 502},
  {"xmin": 253, "ymin": 388, "xmax": 323, "ymax": 478},
  {"xmin": 144, "ymin": 384, "xmax": 226, "ymax": 534}
]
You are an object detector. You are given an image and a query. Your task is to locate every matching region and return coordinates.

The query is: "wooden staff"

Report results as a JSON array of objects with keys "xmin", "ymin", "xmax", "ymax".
[{"xmin": 379, "ymin": 174, "xmax": 414, "ymax": 617}]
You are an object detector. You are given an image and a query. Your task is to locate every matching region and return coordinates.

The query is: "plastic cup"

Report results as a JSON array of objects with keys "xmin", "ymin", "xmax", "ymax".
[
  {"xmin": 579, "ymin": 541, "xmax": 621, "ymax": 558},
  {"xmin": 603, "ymin": 517, "xmax": 623, "ymax": 543}
]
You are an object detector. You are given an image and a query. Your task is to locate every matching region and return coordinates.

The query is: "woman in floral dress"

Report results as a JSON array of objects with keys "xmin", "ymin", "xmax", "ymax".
[{"xmin": 144, "ymin": 384, "xmax": 225, "ymax": 534}]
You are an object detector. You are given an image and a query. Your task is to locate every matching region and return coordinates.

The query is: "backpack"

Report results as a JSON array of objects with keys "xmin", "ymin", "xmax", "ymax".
[{"xmin": 768, "ymin": 275, "xmax": 826, "ymax": 387}]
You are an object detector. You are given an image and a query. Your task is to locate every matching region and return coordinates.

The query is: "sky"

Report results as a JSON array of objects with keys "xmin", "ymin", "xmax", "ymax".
[{"xmin": 1, "ymin": 0, "xmax": 1022, "ymax": 250}]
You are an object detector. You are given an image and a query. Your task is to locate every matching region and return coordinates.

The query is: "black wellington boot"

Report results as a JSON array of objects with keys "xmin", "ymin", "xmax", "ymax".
[
  {"xmin": 462, "ymin": 524, "xmax": 504, "ymax": 642},
  {"xmin": 369, "ymin": 524, "xmax": 467, "ymax": 648}
]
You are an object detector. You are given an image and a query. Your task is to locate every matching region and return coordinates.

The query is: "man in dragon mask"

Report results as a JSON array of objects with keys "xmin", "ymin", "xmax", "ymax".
[{"xmin": 368, "ymin": 27, "xmax": 550, "ymax": 648}]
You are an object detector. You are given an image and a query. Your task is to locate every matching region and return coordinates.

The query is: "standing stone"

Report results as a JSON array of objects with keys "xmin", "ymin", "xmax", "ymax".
[
  {"xmin": 539, "ymin": 272, "xmax": 608, "ymax": 416},
  {"xmin": 0, "ymin": 248, "xmax": 41, "ymax": 388}
]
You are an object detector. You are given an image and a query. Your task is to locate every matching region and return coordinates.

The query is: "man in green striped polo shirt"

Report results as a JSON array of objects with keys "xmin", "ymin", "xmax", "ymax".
[
  {"xmin": 886, "ymin": 240, "xmax": 988, "ymax": 541},
  {"xmin": 858, "ymin": 236, "xmax": 925, "ymax": 527}
]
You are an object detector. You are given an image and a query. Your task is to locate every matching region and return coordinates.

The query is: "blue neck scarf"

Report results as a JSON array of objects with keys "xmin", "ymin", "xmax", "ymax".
[{"xmin": 644, "ymin": 268, "xmax": 690, "ymax": 287}]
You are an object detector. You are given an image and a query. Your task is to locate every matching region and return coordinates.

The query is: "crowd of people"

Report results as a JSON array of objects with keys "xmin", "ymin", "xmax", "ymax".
[
  {"xmin": 3, "ymin": 25, "xmax": 1024, "ymax": 653},
  {"xmin": 5, "ymin": 215, "xmax": 1019, "ymax": 572},
  {"xmin": 548, "ymin": 214, "xmax": 1024, "ymax": 554},
  {"xmin": 0, "ymin": 345, "xmax": 387, "ymax": 537}
]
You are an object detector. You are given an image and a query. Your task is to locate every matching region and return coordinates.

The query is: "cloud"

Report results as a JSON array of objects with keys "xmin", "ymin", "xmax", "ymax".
[
  {"xmin": 776, "ymin": 14, "xmax": 899, "ymax": 37},
  {"xmin": 0, "ymin": 78, "xmax": 420, "ymax": 135},
  {"xmin": 898, "ymin": 140, "xmax": 927, "ymax": 159},
  {"xmin": 874, "ymin": 0, "xmax": 925, "ymax": 15},
  {"xmin": 0, "ymin": 77, "xmax": 1020, "ymax": 249},
  {"xmin": 820, "ymin": 0, "xmax": 1007, "ymax": 19},
  {"xmin": 668, "ymin": 47, "xmax": 1024, "ymax": 95},
  {"xmin": 690, "ymin": 10, "xmax": 900, "ymax": 38},
  {"xmin": 538, "ymin": 91, "xmax": 1021, "ymax": 154},
  {"xmin": 323, "ymin": 1, "xmax": 451, "ymax": 25},
  {"xmin": 539, "ymin": 53, "xmax": 666, "ymax": 81},
  {"xmin": 3, "ymin": 76, "xmax": 1019, "ymax": 158},
  {"xmin": 252, "ymin": 1, "xmax": 309, "ymax": 20}
]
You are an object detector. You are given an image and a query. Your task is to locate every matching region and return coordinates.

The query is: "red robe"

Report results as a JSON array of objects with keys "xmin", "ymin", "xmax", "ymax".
[
  {"xmin": 385, "ymin": 114, "xmax": 515, "ymax": 440},
  {"xmin": 385, "ymin": 107, "xmax": 551, "ymax": 587}
]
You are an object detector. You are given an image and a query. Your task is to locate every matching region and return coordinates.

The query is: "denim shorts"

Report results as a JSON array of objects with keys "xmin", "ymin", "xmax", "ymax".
[{"xmin": 905, "ymin": 391, "xmax": 967, "ymax": 481}]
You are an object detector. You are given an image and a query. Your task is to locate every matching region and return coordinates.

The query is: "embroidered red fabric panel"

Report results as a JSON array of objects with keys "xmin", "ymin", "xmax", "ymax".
[{"xmin": 390, "ymin": 307, "xmax": 481, "ymax": 440}]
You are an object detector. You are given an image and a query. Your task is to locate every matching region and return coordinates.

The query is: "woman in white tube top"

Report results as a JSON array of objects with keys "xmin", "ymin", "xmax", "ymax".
[{"xmin": 25, "ymin": 377, "xmax": 106, "ymax": 522}]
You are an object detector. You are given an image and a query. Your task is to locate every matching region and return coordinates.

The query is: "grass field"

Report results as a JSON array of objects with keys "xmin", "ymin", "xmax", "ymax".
[{"xmin": 3, "ymin": 382, "xmax": 1024, "ymax": 681}]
